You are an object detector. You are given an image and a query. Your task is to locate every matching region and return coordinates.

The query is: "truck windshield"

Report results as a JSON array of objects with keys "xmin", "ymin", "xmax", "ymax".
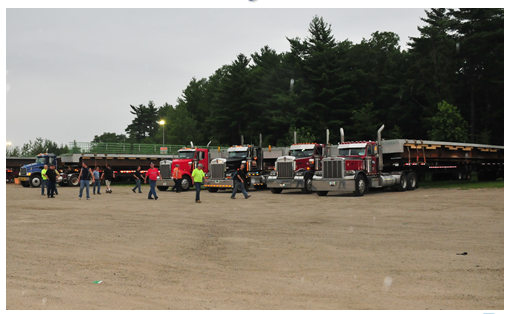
[
  {"xmin": 290, "ymin": 149, "xmax": 314, "ymax": 157},
  {"xmin": 178, "ymin": 151, "xmax": 195, "ymax": 159},
  {"xmin": 338, "ymin": 148, "xmax": 366, "ymax": 156},
  {"xmin": 228, "ymin": 150, "xmax": 248, "ymax": 158},
  {"xmin": 35, "ymin": 156, "xmax": 48, "ymax": 164}
]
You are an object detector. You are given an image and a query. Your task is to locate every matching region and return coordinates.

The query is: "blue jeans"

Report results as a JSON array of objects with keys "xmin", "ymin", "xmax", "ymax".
[
  {"xmin": 93, "ymin": 180, "xmax": 101, "ymax": 194},
  {"xmin": 231, "ymin": 180, "xmax": 248, "ymax": 198},
  {"xmin": 148, "ymin": 179, "xmax": 157, "ymax": 199},
  {"xmin": 41, "ymin": 180, "xmax": 47, "ymax": 195},
  {"xmin": 133, "ymin": 179, "xmax": 141, "ymax": 192},
  {"xmin": 79, "ymin": 180, "xmax": 91, "ymax": 199},
  {"xmin": 46, "ymin": 181, "xmax": 56, "ymax": 196},
  {"xmin": 195, "ymin": 182, "xmax": 202, "ymax": 201}
]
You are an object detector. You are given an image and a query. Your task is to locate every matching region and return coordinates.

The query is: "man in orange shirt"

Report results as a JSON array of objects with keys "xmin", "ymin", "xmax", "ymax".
[{"xmin": 171, "ymin": 164, "xmax": 182, "ymax": 193}]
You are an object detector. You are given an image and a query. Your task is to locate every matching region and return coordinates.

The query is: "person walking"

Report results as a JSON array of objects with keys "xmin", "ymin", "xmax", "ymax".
[
  {"xmin": 46, "ymin": 164, "xmax": 59, "ymax": 198},
  {"xmin": 93, "ymin": 167, "xmax": 101, "ymax": 195},
  {"xmin": 78, "ymin": 162, "xmax": 95, "ymax": 200},
  {"xmin": 132, "ymin": 166, "xmax": 143, "ymax": 193},
  {"xmin": 191, "ymin": 163, "xmax": 207, "ymax": 203},
  {"xmin": 145, "ymin": 162, "xmax": 160, "ymax": 200},
  {"xmin": 41, "ymin": 164, "xmax": 48, "ymax": 196},
  {"xmin": 231, "ymin": 163, "xmax": 251, "ymax": 200},
  {"xmin": 170, "ymin": 164, "xmax": 182, "ymax": 193},
  {"xmin": 101, "ymin": 164, "xmax": 115, "ymax": 193}
]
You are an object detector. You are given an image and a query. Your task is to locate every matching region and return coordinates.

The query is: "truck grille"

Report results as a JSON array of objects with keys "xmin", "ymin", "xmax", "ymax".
[
  {"xmin": 20, "ymin": 168, "xmax": 26, "ymax": 176},
  {"xmin": 323, "ymin": 159, "xmax": 345, "ymax": 179},
  {"xmin": 277, "ymin": 161, "xmax": 294, "ymax": 178},
  {"xmin": 210, "ymin": 163, "xmax": 225, "ymax": 179},
  {"xmin": 160, "ymin": 164, "xmax": 171, "ymax": 179}
]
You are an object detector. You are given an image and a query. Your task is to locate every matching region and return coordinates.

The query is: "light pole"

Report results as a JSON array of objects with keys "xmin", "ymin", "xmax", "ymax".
[{"xmin": 159, "ymin": 120, "xmax": 165, "ymax": 147}]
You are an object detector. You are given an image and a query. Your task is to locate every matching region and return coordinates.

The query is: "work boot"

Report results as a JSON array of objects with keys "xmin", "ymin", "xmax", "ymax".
[
  {"xmin": 231, "ymin": 196, "xmax": 235, "ymax": 199},
  {"xmin": 245, "ymin": 195, "xmax": 251, "ymax": 199}
]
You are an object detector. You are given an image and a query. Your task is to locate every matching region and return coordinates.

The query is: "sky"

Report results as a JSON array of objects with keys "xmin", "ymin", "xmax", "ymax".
[{"xmin": 5, "ymin": 1, "xmax": 430, "ymax": 149}]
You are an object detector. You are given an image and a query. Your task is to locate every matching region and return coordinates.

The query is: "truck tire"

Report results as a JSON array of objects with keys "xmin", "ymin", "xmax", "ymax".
[
  {"xmin": 317, "ymin": 191, "xmax": 328, "ymax": 196},
  {"xmin": 301, "ymin": 174, "xmax": 313, "ymax": 194},
  {"xmin": 21, "ymin": 181, "xmax": 30, "ymax": 187},
  {"xmin": 395, "ymin": 173, "xmax": 407, "ymax": 191},
  {"xmin": 207, "ymin": 188, "xmax": 219, "ymax": 193},
  {"xmin": 406, "ymin": 172, "xmax": 417, "ymax": 190},
  {"xmin": 353, "ymin": 174, "xmax": 367, "ymax": 196},
  {"xmin": 157, "ymin": 186, "xmax": 169, "ymax": 191},
  {"xmin": 270, "ymin": 188, "xmax": 283, "ymax": 194},
  {"xmin": 68, "ymin": 174, "xmax": 80, "ymax": 187},
  {"xmin": 180, "ymin": 175, "xmax": 191, "ymax": 191},
  {"xmin": 29, "ymin": 174, "xmax": 42, "ymax": 188}
]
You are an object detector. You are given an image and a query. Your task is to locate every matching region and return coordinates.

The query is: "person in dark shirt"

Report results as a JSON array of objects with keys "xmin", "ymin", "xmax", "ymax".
[
  {"xmin": 101, "ymin": 165, "xmax": 115, "ymax": 193},
  {"xmin": 46, "ymin": 164, "xmax": 59, "ymax": 198},
  {"xmin": 78, "ymin": 162, "xmax": 95, "ymax": 200},
  {"xmin": 230, "ymin": 164, "xmax": 251, "ymax": 200},
  {"xmin": 132, "ymin": 166, "xmax": 144, "ymax": 193}
]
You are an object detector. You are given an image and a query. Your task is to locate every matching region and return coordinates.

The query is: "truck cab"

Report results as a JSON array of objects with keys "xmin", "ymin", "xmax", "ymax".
[
  {"xmin": 157, "ymin": 146, "xmax": 210, "ymax": 191},
  {"xmin": 205, "ymin": 145, "xmax": 267, "ymax": 192},
  {"xmin": 18, "ymin": 153, "xmax": 58, "ymax": 188},
  {"xmin": 266, "ymin": 143, "xmax": 326, "ymax": 194},
  {"xmin": 337, "ymin": 141, "xmax": 379, "ymax": 175}
]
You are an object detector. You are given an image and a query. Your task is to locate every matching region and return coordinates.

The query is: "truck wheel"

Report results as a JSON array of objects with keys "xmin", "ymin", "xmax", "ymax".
[
  {"xmin": 157, "ymin": 186, "xmax": 169, "ymax": 191},
  {"xmin": 207, "ymin": 188, "xmax": 219, "ymax": 193},
  {"xmin": 353, "ymin": 175, "xmax": 367, "ymax": 196},
  {"xmin": 406, "ymin": 172, "xmax": 417, "ymax": 190},
  {"xmin": 21, "ymin": 181, "xmax": 30, "ymax": 187},
  {"xmin": 180, "ymin": 175, "xmax": 191, "ymax": 191},
  {"xmin": 270, "ymin": 188, "xmax": 283, "ymax": 194},
  {"xmin": 317, "ymin": 191, "xmax": 328, "ymax": 196},
  {"xmin": 29, "ymin": 175, "xmax": 42, "ymax": 188},
  {"xmin": 68, "ymin": 174, "xmax": 80, "ymax": 187},
  {"xmin": 301, "ymin": 174, "xmax": 313, "ymax": 194},
  {"xmin": 396, "ymin": 173, "xmax": 407, "ymax": 191}
]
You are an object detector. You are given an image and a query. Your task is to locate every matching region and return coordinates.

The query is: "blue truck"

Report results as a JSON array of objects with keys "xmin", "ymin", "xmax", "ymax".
[{"xmin": 18, "ymin": 153, "xmax": 59, "ymax": 188}]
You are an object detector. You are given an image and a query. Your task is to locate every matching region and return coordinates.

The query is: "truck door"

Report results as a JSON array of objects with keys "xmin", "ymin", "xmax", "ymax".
[{"xmin": 367, "ymin": 145, "xmax": 377, "ymax": 174}]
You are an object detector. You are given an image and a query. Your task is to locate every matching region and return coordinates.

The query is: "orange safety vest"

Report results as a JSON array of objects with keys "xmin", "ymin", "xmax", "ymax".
[{"xmin": 173, "ymin": 167, "xmax": 182, "ymax": 179}]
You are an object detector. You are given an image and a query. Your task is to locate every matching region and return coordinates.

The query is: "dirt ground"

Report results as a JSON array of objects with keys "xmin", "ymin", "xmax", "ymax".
[{"xmin": 5, "ymin": 183, "xmax": 504, "ymax": 310}]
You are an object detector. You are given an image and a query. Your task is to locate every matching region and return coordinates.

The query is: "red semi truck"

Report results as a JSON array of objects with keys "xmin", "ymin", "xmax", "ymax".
[
  {"xmin": 312, "ymin": 125, "xmax": 504, "ymax": 196},
  {"xmin": 156, "ymin": 142, "xmax": 211, "ymax": 191}
]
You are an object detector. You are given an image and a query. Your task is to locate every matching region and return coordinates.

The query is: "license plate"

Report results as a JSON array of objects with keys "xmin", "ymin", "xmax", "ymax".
[
  {"xmin": 19, "ymin": 177, "xmax": 28, "ymax": 181},
  {"xmin": 329, "ymin": 182, "xmax": 336, "ymax": 186},
  {"xmin": 279, "ymin": 183, "xmax": 286, "ymax": 187},
  {"xmin": 163, "ymin": 182, "xmax": 167, "ymax": 186}
]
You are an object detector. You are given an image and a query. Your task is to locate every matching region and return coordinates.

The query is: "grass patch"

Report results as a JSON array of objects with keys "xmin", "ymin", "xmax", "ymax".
[{"xmin": 419, "ymin": 175, "xmax": 504, "ymax": 190}]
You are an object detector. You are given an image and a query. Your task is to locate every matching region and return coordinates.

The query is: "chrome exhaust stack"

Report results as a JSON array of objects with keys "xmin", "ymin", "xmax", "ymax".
[
  {"xmin": 340, "ymin": 128, "xmax": 344, "ymax": 143},
  {"xmin": 377, "ymin": 125, "xmax": 385, "ymax": 171}
]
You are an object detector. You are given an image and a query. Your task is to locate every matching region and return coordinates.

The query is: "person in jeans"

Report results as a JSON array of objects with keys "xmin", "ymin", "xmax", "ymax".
[
  {"xmin": 132, "ymin": 166, "xmax": 144, "ymax": 193},
  {"xmin": 101, "ymin": 165, "xmax": 115, "ymax": 193},
  {"xmin": 231, "ymin": 163, "xmax": 251, "ymax": 200},
  {"xmin": 46, "ymin": 164, "xmax": 59, "ymax": 198},
  {"xmin": 78, "ymin": 162, "xmax": 95, "ymax": 200},
  {"xmin": 191, "ymin": 163, "xmax": 207, "ymax": 203},
  {"xmin": 170, "ymin": 164, "xmax": 182, "ymax": 193},
  {"xmin": 41, "ymin": 164, "xmax": 48, "ymax": 196},
  {"xmin": 145, "ymin": 162, "xmax": 160, "ymax": 200},
  {"xmin": 92, "ymin": 167, "xmax": 101, "ymax": 195}
]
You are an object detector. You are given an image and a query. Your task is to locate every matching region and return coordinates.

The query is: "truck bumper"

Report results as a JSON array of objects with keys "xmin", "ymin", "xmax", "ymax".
[
  {"xmin": 156, "ymin": 179, "xmax": 175, "ymax": 187},
  {"xmin": 204, "ymin": 179, "xmax": 233, "ymax": 189},
  {"xmin": 266, "ymin": 177, "xmax": 305, "ymax": 189},
  {"xmin": 18, "ymin": 176, "xmax": 29, "ymax": 182},
  {"xmin": 311, "ymin": 177, "xmax": 355, "ymax": 193}
]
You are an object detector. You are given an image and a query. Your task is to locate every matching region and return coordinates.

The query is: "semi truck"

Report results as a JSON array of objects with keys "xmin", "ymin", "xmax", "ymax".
[
  {"xmin": 156, "ymin": 141, "xmax": 211, "ymax": 191},
  {"xmin": 266, "ymin": 130, "xmax": 329, "ymax": 194},
  {"xmin": 312, "ymin": 125, "xmax": 504, "ymax": 196},
  {"xmin": 17, "ymin": 153, "xmax": 170, "ymax": 188},
  {"xmin": 204, "ymin": 143, "xmax": 274, "ymax": 192}
]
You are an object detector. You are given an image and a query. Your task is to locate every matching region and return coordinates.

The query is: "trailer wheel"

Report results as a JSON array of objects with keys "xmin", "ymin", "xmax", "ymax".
[
  {"xmin": 353, "ymin": 175, "xmax": 367, "ymax": 196},
  {"xmin": 207, "ymin": 188, "xmax": 219, "ymax": 193},
  {"xmin": 406, "ymin": 172, "xmax": 417, "ymax": 190},
  {"xmin": 270, "ymin": 188, "xmax": 283, "ymax": 194},
  {"xmin": 396, "ymin": 173, "xmax": 407, "ymax": 191},
  {"xmin": 317, "ymin": 191, "xmax": 328, "ymax": 196},
  {"xmin": 301, "ymin": 174, "xmax": 313, "ymax": 194},
  {"xmin": 29, "ymin": 174, "xmax": 42, "ymax": 188},
  {"xmin": 180, "ymin": 175, "xmax": 191, "ymax": 191},
  {"xmin": 157, "ymin": 186, "xmax": 169, "ymax": 191},
  {"xmin": 68, "ymin": 174, "xmax": 80, "ymax": 187}
]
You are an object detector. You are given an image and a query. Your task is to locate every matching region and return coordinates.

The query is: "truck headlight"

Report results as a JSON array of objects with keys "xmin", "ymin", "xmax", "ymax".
[{"xmin": 270, "ymin": 170, "xmax": 277, "ymax": 176}]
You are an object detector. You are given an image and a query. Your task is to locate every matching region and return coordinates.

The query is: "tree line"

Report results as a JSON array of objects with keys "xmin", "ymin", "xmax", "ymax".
[{"xmin": 8, "ymin": 9, "xmax": 503, "ymax": 157}]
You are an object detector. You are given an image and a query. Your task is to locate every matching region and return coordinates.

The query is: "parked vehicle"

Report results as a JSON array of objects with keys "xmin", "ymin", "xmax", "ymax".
[{"xmin": 312, "ymin": 125, "xmax": 504, "ymax": 196}]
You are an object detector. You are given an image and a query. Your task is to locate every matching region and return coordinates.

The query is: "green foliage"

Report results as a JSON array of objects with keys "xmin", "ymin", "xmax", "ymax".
[
  {"xmin": 11, "ymin": 138, "xmax": 70, "ymax": 156},
  {"xmin": 125, "ymin": 101, "xmax": 159, "ymax": 142},
  {"xmin": 277, "ymin": 126, "xmax": 316, "ymax": 147},
  {"xmin": 427, "ymin": 101, "xmax": 468, "ymax": 142},
  {"xmin": 350, "ymin": 103, "xmax": 380, "ymax": 140},
  {"xmin": 92, "ymin": 132, "xmax": 127, "ymax": 143}
]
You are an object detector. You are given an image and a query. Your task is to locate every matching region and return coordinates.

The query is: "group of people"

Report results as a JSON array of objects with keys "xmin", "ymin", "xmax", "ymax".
[{"xmin": 42, "ymin": 161, "xmax": 252, "ymax": 203}]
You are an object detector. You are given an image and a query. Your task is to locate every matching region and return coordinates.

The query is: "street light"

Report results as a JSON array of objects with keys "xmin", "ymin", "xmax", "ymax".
[{"xmin": 159, "ymin": 120, "xmax": 165, "ymax": 147}]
